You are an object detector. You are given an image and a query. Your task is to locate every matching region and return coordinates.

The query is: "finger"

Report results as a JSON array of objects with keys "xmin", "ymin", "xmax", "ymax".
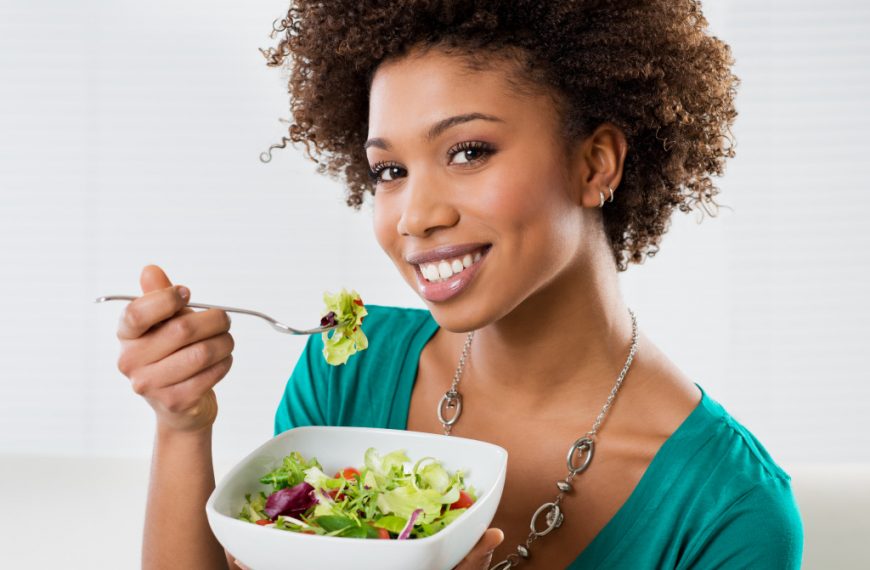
[
  {"xmin": 140, "ymin": 264, "xmax": 194, "ymax": 315},
  {"xmin": 454, "ymin": 528, "xmax": 504, "ymax": 570},
  {"xmin": 234, "ymin": 560, "xmax": 251, "ymax": 570},
  {"xmin": 140, "ymin": 264, "xmax": 173, "ymax": 295},
  {"xmin": 152, "ymin": 355, "xmax": 233, "ymax": 415},
  {"xmin": 137, "ymin": 263, "xmax": 195, "ymax": 322},
  {"xmin": 132, "ymin": 332, "xmax": 235, "ymax": 393},
  {"xmin": 122, "ymin": 308, "xmax": 232, "ymax": 372},
  {"xmin": 479, "ymin": 528, "xmax": 504, "ymax": 568},
  {"xmin": 117, "ymin": 284, "xmax": 191, "ymax": 340}
]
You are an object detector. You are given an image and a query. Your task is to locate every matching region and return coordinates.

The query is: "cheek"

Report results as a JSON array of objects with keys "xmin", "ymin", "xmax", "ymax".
[{"xmin": 474, "ymin": 161, "xmax": 575, "ymax": 235}]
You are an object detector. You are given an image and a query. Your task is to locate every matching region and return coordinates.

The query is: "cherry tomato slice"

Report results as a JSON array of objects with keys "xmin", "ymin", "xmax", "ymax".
[
  {"xmin": 327, "ymin": 487, "xmax": 346, "ymax": 501},
  {"xmin": 326, "ymin": 467, "xmax": 360, "ymax": 501},
  {"xmin": 365, "ymin": 522, "xmax": 391, "ymax": 539},
  {"xmin": 449, "ymin": 490, "xmax": 475, "ymax": 510},
  {"xmin": 333, "ymin": 467, "xmax": 361, "ymax": 480}
]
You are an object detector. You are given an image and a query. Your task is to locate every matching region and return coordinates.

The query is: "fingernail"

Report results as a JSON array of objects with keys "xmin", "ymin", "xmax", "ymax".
[{"xmin": 178, "ymin": 286, "xmax": 190, "ymax": 300}]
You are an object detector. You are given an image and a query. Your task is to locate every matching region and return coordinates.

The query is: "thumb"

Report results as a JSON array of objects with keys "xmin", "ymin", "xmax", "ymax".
[
  {"xmin": 138, "ymin": 264, "xmax": 194, "ymax": 319},
  {"xmin": 139, "ymin": 264, "xmax": 175, "ymax": 295},
  {"xmin": 481, "ymin": 528, "xmax": 504, "ymax": 560}
]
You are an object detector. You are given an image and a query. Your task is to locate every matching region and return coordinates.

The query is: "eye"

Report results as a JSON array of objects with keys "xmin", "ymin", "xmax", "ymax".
[
  {"xmin": 368, "ymin": 161, "xmax": 406, "ymax": 184},
  {"xmin": 447, "ymin": 141, "xmax": 495, "ymax": 166}
]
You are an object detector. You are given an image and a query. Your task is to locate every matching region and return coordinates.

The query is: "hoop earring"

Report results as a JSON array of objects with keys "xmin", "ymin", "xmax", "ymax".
[{"xmin": 599, "ymin": 186, "xmax": 616, "ymax": 208}]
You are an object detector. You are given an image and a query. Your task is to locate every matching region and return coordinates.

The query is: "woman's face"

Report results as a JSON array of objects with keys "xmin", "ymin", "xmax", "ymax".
[{"xmin": 367, "ymin": 48, "xmax": 591, "ymax": 331}]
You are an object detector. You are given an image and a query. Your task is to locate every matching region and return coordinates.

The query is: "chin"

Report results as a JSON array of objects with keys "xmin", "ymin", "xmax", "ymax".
[{"xmin": 425, "ymin": 303, "xmax": 490, "ymax": 333}]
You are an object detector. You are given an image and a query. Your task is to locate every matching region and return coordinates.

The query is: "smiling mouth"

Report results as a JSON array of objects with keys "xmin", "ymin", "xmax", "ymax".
[{"xmin": 415, "ymin": 245, "xmax": 489, "ymax": 283}]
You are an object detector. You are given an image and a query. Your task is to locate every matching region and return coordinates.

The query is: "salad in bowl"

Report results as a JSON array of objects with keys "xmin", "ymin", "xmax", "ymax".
[
  {"xmin": 237, "ymin": 447, "xmax": 478, "ymax": 540},
  {"xmin": 206, "ymin": 426, "xmax": 508, "ymax": 570}
]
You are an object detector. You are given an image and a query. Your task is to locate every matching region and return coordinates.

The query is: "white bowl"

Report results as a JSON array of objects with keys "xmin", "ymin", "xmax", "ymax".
[{"xmin": 206, "ymin": 426, "xmax": 508, "ymax": 570}]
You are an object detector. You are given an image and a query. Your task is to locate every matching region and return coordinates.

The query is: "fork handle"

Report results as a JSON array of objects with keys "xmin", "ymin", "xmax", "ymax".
[
  {"xmin": 95, "ymin": 295, "xmax": 271, "ymax": 319},
  {"xmin": 93, "ymin": 295, "xmax": 332, "ymax": 335}
]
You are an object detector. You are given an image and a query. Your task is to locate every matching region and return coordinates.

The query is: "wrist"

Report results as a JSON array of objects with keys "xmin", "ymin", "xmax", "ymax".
[{"xmin": 156, "ymin": 420, "xmax": 213, "ymax": 447}]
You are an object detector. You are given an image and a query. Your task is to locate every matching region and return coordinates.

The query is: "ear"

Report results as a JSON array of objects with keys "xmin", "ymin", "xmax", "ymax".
[{"xmin": 571, "ymin": 123, "xmax": 628, "ymax": 209}]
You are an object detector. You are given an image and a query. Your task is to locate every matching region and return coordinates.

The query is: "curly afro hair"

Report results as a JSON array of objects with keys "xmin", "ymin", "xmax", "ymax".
[{"xmin": 259, "ymin": 0, "xmax": 738, "ymax": 271}]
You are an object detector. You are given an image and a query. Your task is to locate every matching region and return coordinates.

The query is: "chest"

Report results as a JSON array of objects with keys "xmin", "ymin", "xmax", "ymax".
[{"xmin": 406, "ymin": 367, "xmax": 661, "ymax": 569}]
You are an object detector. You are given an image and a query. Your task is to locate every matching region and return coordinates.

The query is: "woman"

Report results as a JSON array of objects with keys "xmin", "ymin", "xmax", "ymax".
[{"xmin": 115, "ymin": 1, "xmax": 804, "ymax": 568}]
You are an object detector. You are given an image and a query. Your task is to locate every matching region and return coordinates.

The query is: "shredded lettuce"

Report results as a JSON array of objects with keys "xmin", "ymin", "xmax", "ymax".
[
  {"xmin": 238, "ymin": 446, "xmax": 477, "ymax": 539},
  {"xmin": 258, "ymin": 451, "xmax": 323, "ymax": 491},
  {"xmin": 237, "ymin": 492, "xmax": 269, "ymax": 522},
  {"xmin": 320, "ymin": 289, "xmax": 368, "ymax": 366}
]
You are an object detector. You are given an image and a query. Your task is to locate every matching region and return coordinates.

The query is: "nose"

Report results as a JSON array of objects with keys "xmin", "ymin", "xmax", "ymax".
[{"xmin": 396, "ymin": 171, "xmax": 460, "ymax": 237}]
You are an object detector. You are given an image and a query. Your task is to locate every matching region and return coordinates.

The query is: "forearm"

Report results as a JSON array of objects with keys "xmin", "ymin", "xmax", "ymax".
[{"xmin": 142, "ymin": 424, "xmax": 228, "ymax": 570}]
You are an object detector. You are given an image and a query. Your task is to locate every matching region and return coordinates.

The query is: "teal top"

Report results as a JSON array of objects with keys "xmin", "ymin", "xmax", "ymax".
[{"xmin": 275, "ymin": 305, "xmax": 804, "ymax": 569}]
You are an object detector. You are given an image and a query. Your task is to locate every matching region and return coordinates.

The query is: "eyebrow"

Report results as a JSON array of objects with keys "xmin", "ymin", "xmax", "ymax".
[{"xmin": 364, "ymin": 112, "xmax": 505, "ymax": 151}]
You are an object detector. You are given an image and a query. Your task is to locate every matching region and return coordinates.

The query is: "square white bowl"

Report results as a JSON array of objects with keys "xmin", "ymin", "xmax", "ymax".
[{"xmin": 206, "ymin": 426, "xmax": 508, "ymax": 570}]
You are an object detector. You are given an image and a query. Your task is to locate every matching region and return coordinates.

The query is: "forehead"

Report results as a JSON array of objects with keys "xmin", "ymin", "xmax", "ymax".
[{"xmin": 367, "ymin": 48, "xmax": 541, "ymax": 139}]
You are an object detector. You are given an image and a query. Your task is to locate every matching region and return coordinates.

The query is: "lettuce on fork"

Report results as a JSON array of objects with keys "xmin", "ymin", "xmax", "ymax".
[{"xmin": 320, "ymin": 289, "xmax": 368, "ymax": 365}]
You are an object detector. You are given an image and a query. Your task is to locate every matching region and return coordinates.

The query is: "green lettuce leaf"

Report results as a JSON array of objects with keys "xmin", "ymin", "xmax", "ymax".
[
  {"xmin": 259, "ymin": 451, "xmax": 323, "ymax": 491},
  {"xmin": 375, "ymin": 484, "xmax": 460, "ymax": 524},
  {"xmin": 373, "ymin": 514, "xmax": 408, "ymax": 534},
  {"xmin": 418, "ymin": 507, "xmax": 468, "ymax": 538},
  {"xmin": 303, "ymin": 466, "xmax": 341, "ymax": 491},
  {"xmin": 364, "ymin": 447, "xmax": 410, "ymax": 490},
  {"xmin": 238, "ymin": 492, "xmax": 269, "ymax": 522},
  {"xmin": 321, "ymin": 289, "xmax": 368, "ymax": 366},
  {"xmin": 413, "ymin": 457, "xmax": 450, "ymax": 493}
]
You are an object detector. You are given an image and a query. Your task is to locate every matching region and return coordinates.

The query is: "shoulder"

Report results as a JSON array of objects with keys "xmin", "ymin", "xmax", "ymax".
[
  {"xmin": 691, "ymin": 386, "xmax": 793, "ymax": 483},
  {"xmin": 274, "ymin": 304, "xmax": 438, "ymax": 433},
  {"xmin": 670, "ymin": 386, "xmax": 804, "ymax": 566}
]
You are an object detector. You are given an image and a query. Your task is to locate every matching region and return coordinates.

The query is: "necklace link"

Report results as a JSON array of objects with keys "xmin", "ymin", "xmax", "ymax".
[
  {"xmin": 437, "ymin": 392, "xmax": 463, "ymax": 426},
  {"xmin": 566, "ymin": 437, "xmax": 595, "ymax": 474},
  {"xmin": 529, "ymin": 501, "xmax": 564, "ymax": 537}
]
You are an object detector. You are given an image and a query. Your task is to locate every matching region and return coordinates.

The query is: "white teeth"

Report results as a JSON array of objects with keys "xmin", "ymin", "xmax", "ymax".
[
  {"xmin": 418, "ymin": 248, "xmax": 487, "ymax": 283},
  {"xmin": 423, "ymin": 265, "xmax": 438, "ymax": 281},
  {"xmin": 438, "ymin": 261, "xmax": 453, "ymax": 279}
]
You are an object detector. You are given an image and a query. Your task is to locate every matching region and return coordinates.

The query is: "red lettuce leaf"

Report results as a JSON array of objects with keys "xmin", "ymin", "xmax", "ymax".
[{"xmin": 264, "ymin": 481, "xmax": 317, "ymax": 519}]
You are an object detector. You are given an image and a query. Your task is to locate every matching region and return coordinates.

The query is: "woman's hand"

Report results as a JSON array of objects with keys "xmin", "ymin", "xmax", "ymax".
[
  {"xmin": 453, "ymin": 528, "xmax": 505, "ymax": 570},
  {"xmin": 115, "ymin": 264, "xmax": 234, "ymax": 433}
]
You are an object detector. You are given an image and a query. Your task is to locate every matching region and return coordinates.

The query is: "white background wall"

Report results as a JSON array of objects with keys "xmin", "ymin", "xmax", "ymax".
[{"xmin": 1, "ymin": 0, "xmax": 868, "ymax": 567}]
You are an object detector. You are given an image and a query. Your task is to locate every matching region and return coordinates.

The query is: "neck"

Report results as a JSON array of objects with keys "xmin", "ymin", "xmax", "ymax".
[{"xmin": 465, "ymin": 247, "xmax": 636, "ymax": 409}]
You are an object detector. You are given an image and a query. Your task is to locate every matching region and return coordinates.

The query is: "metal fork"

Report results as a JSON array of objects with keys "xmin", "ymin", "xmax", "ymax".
[{"xmin": 94, "ymin": 295, "xmax": 338, "ymax": 335}]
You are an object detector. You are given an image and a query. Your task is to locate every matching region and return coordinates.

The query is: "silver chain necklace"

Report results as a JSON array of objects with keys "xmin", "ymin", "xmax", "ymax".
[{"xmin": 436, "ymin": 308, "xmax": 638, "ymax": 569}]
